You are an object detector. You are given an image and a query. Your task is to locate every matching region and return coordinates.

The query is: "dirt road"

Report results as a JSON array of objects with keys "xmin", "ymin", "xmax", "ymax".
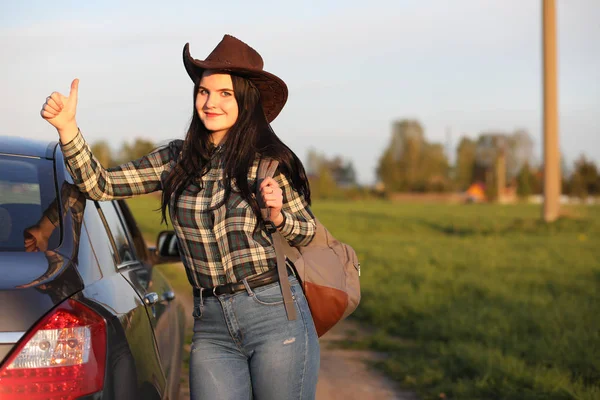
[{"xmin": 316, "ymin": 321, "xmax": 418, "ymax": 400}]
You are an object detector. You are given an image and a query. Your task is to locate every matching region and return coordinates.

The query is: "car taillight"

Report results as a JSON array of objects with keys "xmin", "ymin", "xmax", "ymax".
[{"xmin": 0, "ymin": 298, "xmax": 106, "ymax": 400}]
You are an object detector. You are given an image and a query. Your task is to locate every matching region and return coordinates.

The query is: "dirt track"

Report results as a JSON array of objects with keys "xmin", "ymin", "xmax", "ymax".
[{"xmin": 316, "ymin": 321, "xmax": 418, "ymax": 400}]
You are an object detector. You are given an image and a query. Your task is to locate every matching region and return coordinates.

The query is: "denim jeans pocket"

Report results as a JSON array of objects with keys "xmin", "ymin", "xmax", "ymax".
[
  {"xmin": 251, "ymin": 281, "xmax": 286, "ymax": 306},
  {"xmin": 251, "ymin": 276, "xmax": 300, "ymax": 306}
]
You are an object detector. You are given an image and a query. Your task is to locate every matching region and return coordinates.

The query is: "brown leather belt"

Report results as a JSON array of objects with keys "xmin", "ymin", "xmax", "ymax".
[{"xmin": 193, "ymin": 267, "xmax": 292, "ymax": 298}]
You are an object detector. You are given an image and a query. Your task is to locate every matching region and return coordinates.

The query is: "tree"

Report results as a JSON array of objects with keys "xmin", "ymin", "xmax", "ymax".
[
  {"xmin": 377, "ymin": 120, "xmax": 425, "ymax": 191},
  {"xmin": 305, "ymin": 149, "xmax": 357, "ymax": 189},
  {"xmin": 401, "ymin": 133, "xmax": 424, "ymax": 189},
  {"xmin": 310, "ymin": 164, "xmax": 339, "ymax": 199},
  {"xmin": 569, "ymin": 155, "xmax": 599, "ymax": 199},
  {"xmin": 506, "ymin": 130, "xmax": 535, "ymax": 180},
  {"xmin": 390, "ymin": 119, "xmax": 424, "ymax": 162},
  {"xmin": 118, "ymin": 138, "xmax": 156, "ymax": 164},
  {"xmin": 455, "ymin": 137, "xmax": 477, "ymax": 190},
  {"xmin": 376, "ymin": 119, "xmax": 449, "ymax": 192},
  {"xmin": 516, "ymin": 163, "xmax": 534, "ymax": 199},
  {"xmin": 376, "ymin": 148, "xmax": 403, "ymax": 192},
  {"xmin": 474, "ymin": 130, "xmax": 536, "ymax": 186},
  {"xmin": 306, "ymin": 147, "xmax": 321, "ymax": 177},
  {"xmin": 327, "ymin": 157, "xmax": 357, "ymax": 188},
  {"xmin": 419, "ymin": 143, "xmax": 450, "ymax": 192},
  {"xmin": 90, "ymin": 140, "xmax": 115, "ymax": 168}
]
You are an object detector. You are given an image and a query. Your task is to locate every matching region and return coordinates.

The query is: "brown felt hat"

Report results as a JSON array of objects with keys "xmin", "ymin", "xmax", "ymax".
[{"xmin": 183, "ymin": 34, "xmax": 288, "ymax": 123}]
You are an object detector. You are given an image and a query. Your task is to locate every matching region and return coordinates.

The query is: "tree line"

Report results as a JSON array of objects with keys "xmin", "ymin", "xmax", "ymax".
[
  {"xmin": 373, "ymin": 119, "xmax": 599, "ymax": 201},
  {"xmin": 91, "ymin": 120, "xmax": 599, "ymax": 201}
]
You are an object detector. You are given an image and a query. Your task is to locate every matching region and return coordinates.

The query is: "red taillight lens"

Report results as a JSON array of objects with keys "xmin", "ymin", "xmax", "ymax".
[{"xmin": 0, "ymin": 298, "xmax": 107, "ymax": 399}]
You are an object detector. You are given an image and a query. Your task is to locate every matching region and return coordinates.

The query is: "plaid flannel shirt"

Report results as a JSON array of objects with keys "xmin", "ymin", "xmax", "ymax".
[{"xmin": 61, "ymin": 130, "xmax": 316, "ymax": 289}]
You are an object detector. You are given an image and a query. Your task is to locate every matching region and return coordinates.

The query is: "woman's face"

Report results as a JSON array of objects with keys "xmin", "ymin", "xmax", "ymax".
[{"xmin": 196, "ymin": 71, "xmax": 239, "ymax": 142}]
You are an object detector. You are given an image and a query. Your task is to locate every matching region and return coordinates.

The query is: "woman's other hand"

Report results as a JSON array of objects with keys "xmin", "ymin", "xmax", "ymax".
[
  {"xmin": 259, "ymin": 177, "xmax": 284, "ymax": 226},
  {"xmin": 24, "ymin": 225, "xmax": 48, "ymax": 252},
  {"xmin": 23, "ymin": 216, "xmax": 56, "ymax": 252}
]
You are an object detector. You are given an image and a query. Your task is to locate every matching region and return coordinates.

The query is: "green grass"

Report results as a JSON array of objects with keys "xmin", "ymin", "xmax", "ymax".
[
  {"xmin": 126, "ymin": 193, "xmax": 172, "ymax": 243},
  {"xmin": 153, "ymin": 263, "xmax": 190, "ymax": 295},
  {"xmin": 127, "ymin": 195, "xmax": 600, "ymax": 400},
  {"xmin": 315, "ymin": 201, "xmax": 600, "ymax": 400}
]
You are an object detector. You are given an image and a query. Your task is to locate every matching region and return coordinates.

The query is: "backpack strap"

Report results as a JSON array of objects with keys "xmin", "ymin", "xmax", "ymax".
[{"xmin": 257, "ymin": 158, "xmax": 297, "ymax": 321}]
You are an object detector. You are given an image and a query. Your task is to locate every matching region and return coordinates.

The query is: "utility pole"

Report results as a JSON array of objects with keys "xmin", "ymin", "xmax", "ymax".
[{"xmin": 542, "ymin": 0, "xmax": 561, "ymax": 222}]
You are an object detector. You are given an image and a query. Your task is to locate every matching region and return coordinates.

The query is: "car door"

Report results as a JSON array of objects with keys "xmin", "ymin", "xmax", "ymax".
[
  {"xmin": 115, "ymin": 199, "xmax": 185, "ymax": 399},
  {"xmin": 96, "ymin": 201, "xmax": 179, "ymax": 396},
  {"xmin": 82, "ymin": 199, "xmax": 165, "ymax": 398}
]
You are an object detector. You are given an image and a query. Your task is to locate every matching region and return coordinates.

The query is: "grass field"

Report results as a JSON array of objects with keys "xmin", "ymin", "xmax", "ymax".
[{"xmin": 127, "ymin": 195, "xmax": 600, "ymax": 400}]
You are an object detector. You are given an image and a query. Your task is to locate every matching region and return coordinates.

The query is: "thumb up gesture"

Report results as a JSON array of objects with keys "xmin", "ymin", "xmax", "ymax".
[{"xmin": 40, "ymin": 79, "xmax": 79, "ymax": 134}]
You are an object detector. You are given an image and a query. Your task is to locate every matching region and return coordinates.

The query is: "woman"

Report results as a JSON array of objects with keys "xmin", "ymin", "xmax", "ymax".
[{"xmin": 40, "ymin": 34, "xmax": 320, "ymax": 400}]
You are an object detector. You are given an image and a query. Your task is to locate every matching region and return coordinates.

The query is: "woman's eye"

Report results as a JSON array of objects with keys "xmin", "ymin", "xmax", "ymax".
[
  {"xmin": 221, "ymin": 91, "xmax": 232, "ymax": 97},
  {"xmin": 198, "ymin": 89, "xmax": 208, "ymax": 95}
]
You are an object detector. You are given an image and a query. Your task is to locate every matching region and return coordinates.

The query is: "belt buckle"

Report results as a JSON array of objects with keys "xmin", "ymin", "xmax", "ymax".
[{"xmin": 213, "ymin": 283, "xmax": 235, "ymax": 296}]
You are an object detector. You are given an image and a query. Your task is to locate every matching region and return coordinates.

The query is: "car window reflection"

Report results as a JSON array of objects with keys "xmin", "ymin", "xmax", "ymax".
[
  {"xmin": 0, "ymin": 156, "xmax": 58, "ymax": 251},
  {"xmin": 18, "ymin": 182, "xmax": 86, "ymax": 294},
  {"xmin": 97, "ymin": 202, "xmax": 136, "ymax": 265}
]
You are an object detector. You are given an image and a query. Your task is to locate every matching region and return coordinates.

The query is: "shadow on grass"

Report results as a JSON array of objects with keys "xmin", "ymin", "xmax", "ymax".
[{"xmin": 415, "ymin": 216, "xmax": 593, "ymax": 237}]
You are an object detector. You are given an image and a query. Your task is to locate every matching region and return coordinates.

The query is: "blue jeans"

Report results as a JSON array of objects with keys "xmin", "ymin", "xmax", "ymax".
[{"xmin": 189, "ymin": 275, "xmax": 320, "ymax": 400}]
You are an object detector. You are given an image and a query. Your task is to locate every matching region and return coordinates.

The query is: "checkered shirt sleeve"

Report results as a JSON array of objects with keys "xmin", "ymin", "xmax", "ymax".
[
  {"xmin": 60, "ymin": 129, "xmax": 176, "ymax": 200},
  {"xmin": 273, "ymin": 170, "xmax": 316, "ymax": 247}
]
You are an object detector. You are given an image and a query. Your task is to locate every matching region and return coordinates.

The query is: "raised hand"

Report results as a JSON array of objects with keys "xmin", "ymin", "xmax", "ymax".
[
  {"xmin": 259, "ymin": 177, "xmax": 284, "ymax": 226},
  {"xmin": 40, "ymin": 79, "xmax": 80, "ymax": 143}
]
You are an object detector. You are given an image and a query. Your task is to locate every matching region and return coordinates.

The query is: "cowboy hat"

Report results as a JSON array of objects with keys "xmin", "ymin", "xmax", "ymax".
[{"xmin": 183, "ymin": 35, "xmax": 288, "ymax": 123}]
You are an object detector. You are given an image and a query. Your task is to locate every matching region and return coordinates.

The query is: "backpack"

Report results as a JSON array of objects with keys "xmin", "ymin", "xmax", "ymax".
[{"xmin": 256, "ymin": 159, "xmax": 361, "ymax": 337}]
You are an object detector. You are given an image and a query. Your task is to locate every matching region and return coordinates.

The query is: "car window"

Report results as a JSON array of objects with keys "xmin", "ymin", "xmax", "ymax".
[
  {"xmin": 97, "ymin": 202, "xmax": 136, "ymax": 265},
  {"xmin": 0, "ymin": 155, "xmax": 60, "ymax": 251},
  {"xmin": 117, "ymin": 200, "xmax": 149, "ymax": 263},
  {"xmin": 84, "ymin": 200, "xmax": 120, "ymax": 270}
]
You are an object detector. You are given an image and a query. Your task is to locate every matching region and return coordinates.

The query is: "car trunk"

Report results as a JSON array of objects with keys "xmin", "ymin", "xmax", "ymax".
[{"xmin": 0, "ymin": 251, "xmax": 84, "ymax": 364}]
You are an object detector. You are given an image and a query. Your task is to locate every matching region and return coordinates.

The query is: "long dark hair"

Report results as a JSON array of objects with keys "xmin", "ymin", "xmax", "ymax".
[{"xmin": 160, "ymin": 72, "xmax": 311, "ymax": 228}]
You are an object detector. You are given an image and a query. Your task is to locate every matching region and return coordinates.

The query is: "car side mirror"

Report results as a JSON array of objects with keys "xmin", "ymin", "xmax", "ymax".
[{"xmin": 155, "ymin": 230, "xmax": 181, "ymax": 263}]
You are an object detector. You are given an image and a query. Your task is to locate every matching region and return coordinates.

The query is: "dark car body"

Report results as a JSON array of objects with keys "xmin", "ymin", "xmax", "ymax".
[{"xmin": 0, "ymin": 136, "xmax": 186, "ymax": 399}]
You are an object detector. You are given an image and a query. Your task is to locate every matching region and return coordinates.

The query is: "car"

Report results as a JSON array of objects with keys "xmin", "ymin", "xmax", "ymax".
[{"xmin": 0, "ymin": 136, "xmax": 186, "ymax": 400}]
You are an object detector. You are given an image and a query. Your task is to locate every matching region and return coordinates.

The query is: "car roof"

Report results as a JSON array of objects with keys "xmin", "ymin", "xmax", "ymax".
[{"xmin": 0, "ymin": 136, "xmax": 58, "ymax": 159}]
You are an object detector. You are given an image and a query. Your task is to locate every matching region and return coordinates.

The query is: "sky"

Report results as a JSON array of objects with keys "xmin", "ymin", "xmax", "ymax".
[{"xmin": 1, "ymin": 0, "xmax": 598, "ymax": 184}]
